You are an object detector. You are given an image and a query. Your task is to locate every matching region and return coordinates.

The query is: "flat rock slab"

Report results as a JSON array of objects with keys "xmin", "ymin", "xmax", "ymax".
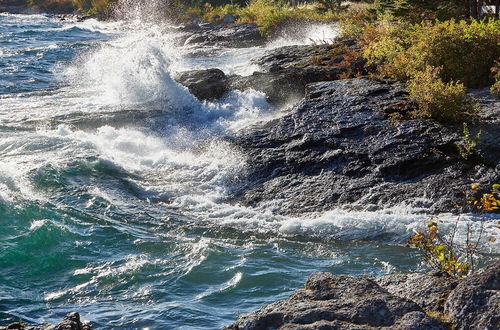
[{"xmin": 228, "ymin": 78, "xmax": 500, "ymax": 214}]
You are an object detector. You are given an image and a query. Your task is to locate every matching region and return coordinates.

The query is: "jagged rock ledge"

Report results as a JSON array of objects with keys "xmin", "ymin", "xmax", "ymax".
[
  {"xmin": 173, "ymin": 22, "xmax": 265, "ymax": 49},
  {"xmin": 225, "ymin": 260, "xmax": 499, "ymax": 330},
  {"xmin": 0, "ymin": 312, "xmax": 91, "ymax": 330},
  {"xmin": 174, "ymin": 40, "xmax": 499, "ymax": 216},
  {"xmin": 175, "ymin": 41, "xmax": 363, "ymax": 105},
  {"xmin": 226, "ymin": 77, "xmax": 500, "ymax": 215}
]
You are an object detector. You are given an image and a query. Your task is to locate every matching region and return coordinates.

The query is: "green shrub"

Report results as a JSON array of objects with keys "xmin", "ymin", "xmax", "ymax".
[
  {"xmin": 407, "ymin": 220, "xmax": 470, "ymax": 278},
  {"xmin": 200, "ymin": 3, "xmax": 240, "ymax": 22},
  {"xmin": 182, "ymin": 0, "xmax": 338, "ymax": 36},
  {"xmin": 370, "ymin": 0, "xmax": 464, "ymax": 22},
  {"xmin": 407, "ymin": 66, "xmax": 478, "ymax": 123},
  {"xmin": 237, "ymin": 0, "xmax": 337, "ymax": 35},
  {"xmin": 89, "ymin": 0, "xmax": 116, "ymax": 14},
  {"xmin": 457, "ymin": 123, "xmax": 481, "ymax": 160},
  {"xmin": 336, "ymin": 2, "xmax": 376, "ymax": 39},
  {"xmin": 364, "ymin": 19, "xmax": 500, "ymax": 88},
  {"xmin": 28, "ymin": 0, "xmax": 75, "ymax": 12}
]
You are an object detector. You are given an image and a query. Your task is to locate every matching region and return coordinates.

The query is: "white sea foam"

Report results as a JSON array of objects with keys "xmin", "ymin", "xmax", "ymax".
[{"xmin": 268, "ymin": 23, "xmax": 339, "ymax": 48}]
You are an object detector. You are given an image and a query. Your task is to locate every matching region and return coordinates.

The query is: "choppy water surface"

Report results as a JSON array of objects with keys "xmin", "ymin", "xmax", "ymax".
[{"xmin": 0, "ymin": 11, "xmax": 498, "ymax": 329}]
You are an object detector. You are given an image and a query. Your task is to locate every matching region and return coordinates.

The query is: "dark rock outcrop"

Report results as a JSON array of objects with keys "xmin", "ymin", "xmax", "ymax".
[
  {"xmin": 177, "ymin": 23, "xmax": 265, "ymax": 48},
  {"xmin": 230, "ymin": 42, "xmax": 364, "ymax": 105},
  {"xmin": 225, "ymin": 273, "xmax": 444, "ymax": 330},
  {"xmin": 228, "ymin": 78, "xmax": 500, "ymax": 214},
  {"xmin": 175, "ymin": 42, "xmax": 363, "ymax": 104},
  {"xmin": 226, "ymin": 260, "xmax": 500, "ymax": 330},
  {"xmin": 468, "ymin": 88, "xmax": 500, "ymax": 167},
  {"xmin": 0, "ymin": 313, "xmax": 91, "ymax": 330},
  {"xmin": 175, "ymin": 68, "xmax": 229, "ymax": 101}
]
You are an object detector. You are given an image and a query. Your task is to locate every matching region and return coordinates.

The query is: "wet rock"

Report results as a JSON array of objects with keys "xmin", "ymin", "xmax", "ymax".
[
  {"xmin": 0, "ymin": 313, "xmax": 91, "ymax": 330},
  {"xmin": 253, "ymin": 41, "xmax": 357, "ymax": 73},
  {"xmin": 444, "ymin": 260, "xmax": 500, "ymax": 329},
  {"xmin": 226, "ymin": 261, "xmax": 500, "ymax": 330},
  {"xmin": 468, "ymin": 88, "xmax": 500, "ymax": 167},
  {"xmin": 180, "ymin": 23, "xmax": 264, "ymax": 48},
  {"xmin": 225, "ymin": 272, "xmax": 445, "ymax": 330},
  {"xmin": 175, "ymin": 40, "xmax": 363, "ymax": 105},
  {"xmin": 230, "ymin": 42, "xmax": 364, "ymax": 105},
  {"xmin": 229, "ymin": 78, "xmax": 500, "ymax": 214},
  {"xmin": 175, "ymin": 68, "xmax": 229, "ymax": 101}
]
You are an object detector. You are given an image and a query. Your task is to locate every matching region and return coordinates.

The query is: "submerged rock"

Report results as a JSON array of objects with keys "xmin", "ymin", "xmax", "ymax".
[
  {"xmin": 0, "ymin": 313, "xmax": 91, "ymax": 330},
  {"xmin": 228, "ymin": 78, "xmax": 500, "ymax": 214},
  {"xmin": 225, "ymin": 260, "xmax": 500, "ymax": 330}
]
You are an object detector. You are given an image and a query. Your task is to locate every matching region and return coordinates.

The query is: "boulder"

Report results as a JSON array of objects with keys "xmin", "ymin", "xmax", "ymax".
[
  {"xmin": 377, "ymin": 273, "xmax": 458, "ymax": 314},
  {"xmin": 175, "ymin": 68, "xmax": 229, "ymax": 101},
  {"xmin": 228, "ymin": 78, "xmax": 500, "ymax": 214},
  {"xmin": 226, "ymin": 261, "xmax": 500, "ymax": 330},
  {"xmin": 223, "ymin": 14, "xmax": 236, "ymax": 24},
  {"xmin": 175, "ymin": 41, "xmax": 364, "ymax": 105},
  {"xmin": 225, "ymin": 272, "xmax": 445, "ymax": 330},
  {"xmin": 444, "ymin": 260, "xmax": 500, "ymax": 329}
]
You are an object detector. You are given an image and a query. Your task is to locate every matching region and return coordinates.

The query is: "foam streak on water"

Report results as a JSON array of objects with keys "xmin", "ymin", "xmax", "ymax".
[{"xmin": 0, "ymin": 10, "xmax": 498, "ymax": 330}]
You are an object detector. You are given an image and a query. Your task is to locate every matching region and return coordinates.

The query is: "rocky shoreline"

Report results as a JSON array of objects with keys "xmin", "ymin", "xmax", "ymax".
[
  {"xmin": 175, "ymin": 39, "xmax": 499, "ymax": 215},
  {"xmin": 0, "ymin": 313, "xmax": 91, "ymax": 330},
  {"xmin": 0, "ymin": 14, "xmax": 498, "ymax": 329},
  {"xmin": 0, "ymin": 4, "xmax": 101, "ymax": 21},
  {"xmin": 175, "ymin": 25, "xmax": 499, "ymax": 328},
  {"xmin": 226, "ymin": 260, "xmax": 500, "ymax": 329}
]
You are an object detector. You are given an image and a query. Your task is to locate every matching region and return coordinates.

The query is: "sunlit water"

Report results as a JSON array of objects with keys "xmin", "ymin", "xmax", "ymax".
[{"xmin": 0, "ymin": 12, "xmax": 498, "ymax": 329}]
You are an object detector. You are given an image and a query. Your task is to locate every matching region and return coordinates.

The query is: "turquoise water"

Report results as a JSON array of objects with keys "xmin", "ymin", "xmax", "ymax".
[{"xmin": 0, "ymin": 12, "xmax": 498, "ymax": 329}]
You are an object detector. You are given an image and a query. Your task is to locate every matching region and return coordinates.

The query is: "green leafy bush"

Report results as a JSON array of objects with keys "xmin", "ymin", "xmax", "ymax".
[
  {"xmin": 370, "ymin": 0, "xmax": 464, "ymax": 22},
  {"xmin": 407, "ymin": 66, "xmax": 478, "ymax": 122},
  {"xmin": 183, "ymin": 0, "xmax": 338, "ymax": 36},
  {"xmin": 364, "ymin": 19, "xmax": 500, "ymax": 88},
  {"xmin": 88, "ymin": 0, "xmax": 116, "ymax": 14},
  {"xmin": 28, "ymin": 0, "xmax": 75, "ymax": 12},
  {"xmin": 407, "ymin": 220, "xmax": 470, "ymax": 278},
  {"xmin": 457, "ymin": 123, "xmax": 481, "ymax": 160}
]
